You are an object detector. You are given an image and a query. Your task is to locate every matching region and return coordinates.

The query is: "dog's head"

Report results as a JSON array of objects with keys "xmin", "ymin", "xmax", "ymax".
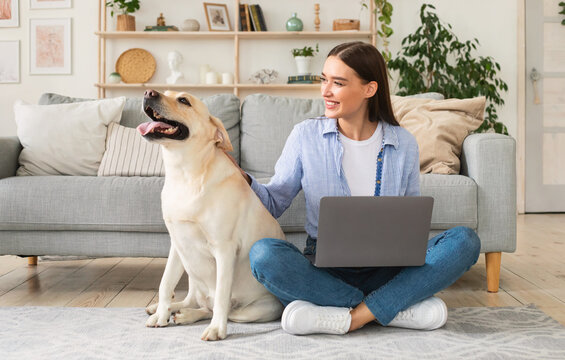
[{"xmin": 137, "ymin": 89, "xmax": 232, "ymax": 151}]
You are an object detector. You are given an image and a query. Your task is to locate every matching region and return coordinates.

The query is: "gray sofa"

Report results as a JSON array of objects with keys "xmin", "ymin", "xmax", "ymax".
[{"xmin": 0, "ymin": 93, "xmax": 516, "ymax": 292}]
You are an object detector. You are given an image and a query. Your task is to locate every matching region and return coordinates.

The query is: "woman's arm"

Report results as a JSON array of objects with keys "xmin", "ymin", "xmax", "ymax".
[{"xmin": 227, "ymin": 125, "xmax": 303, "ymax": 219}]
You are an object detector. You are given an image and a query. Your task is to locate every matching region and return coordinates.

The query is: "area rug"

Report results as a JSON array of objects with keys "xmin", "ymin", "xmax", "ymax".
[{"xmin": 1, "ymin": 305, "xmax": 564, "ymax": 359}]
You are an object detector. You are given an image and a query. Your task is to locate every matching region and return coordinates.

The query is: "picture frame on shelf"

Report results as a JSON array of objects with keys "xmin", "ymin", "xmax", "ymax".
[
  {"xmin": 0, "ymin": 0, "xmax": 19, "ymax": 27},
  {"xmin": 30, "ymin": 18, "xmax": 72, "ymax": 75},
  {"xmin": 203, "ymin": 2, "xmax": 231, "ymax": 31},
  {"xmin": 30, "ymin": 0, "xmax": 71, "ymax": 9},
  {"xmin": 0, "ymin": 40, "xmax": 20, "ymax": 83}
]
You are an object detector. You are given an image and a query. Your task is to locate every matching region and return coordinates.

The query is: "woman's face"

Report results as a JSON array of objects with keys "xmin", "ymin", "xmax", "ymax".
[{"xmin": 321, "ymin": 56, "xmax": 377, "ymax": 121}]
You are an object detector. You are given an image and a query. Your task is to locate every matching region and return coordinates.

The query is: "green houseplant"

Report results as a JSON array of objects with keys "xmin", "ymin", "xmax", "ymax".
[
  {"xmin": 560, "ymin": 2, "xmax": 565, "ymax": 25},
  {"xmin": 362, "ymin": 0, "xmax": 394, "ymax": 62},
  {"xmin": 291, "ymin": 44, "xmax": 319, "ymax": 75},
  {"xmin": 387, "ymin": 4, "xmax": 509, "ymax": 134},
  {"xmin": 106, "ymin": 0, "xmax": 140, "ymax": 31}
]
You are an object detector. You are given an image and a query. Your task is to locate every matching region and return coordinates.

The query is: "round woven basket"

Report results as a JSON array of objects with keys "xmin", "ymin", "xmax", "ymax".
[{"xmin": 115, "ymin": 48, "xmax": 156, "ymax": 83}]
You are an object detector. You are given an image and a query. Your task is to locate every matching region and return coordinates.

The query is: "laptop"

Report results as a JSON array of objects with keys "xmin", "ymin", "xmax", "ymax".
[{"xmin": 306, "ymin": 196, "xmax": 434, "ymax": 267}]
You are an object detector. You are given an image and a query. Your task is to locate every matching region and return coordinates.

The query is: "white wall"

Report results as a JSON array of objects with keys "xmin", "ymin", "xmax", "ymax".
[{"xmin": 0, "ymin": 0, "xmax": 518, "ymax": 138}]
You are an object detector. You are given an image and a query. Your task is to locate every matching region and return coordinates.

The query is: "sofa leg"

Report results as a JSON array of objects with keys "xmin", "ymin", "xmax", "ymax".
[
  {"xmin": 27, "ymin": 256, "xmax": 38, "ymax": 266},
  {"xmin": 485, "ymin": 252, "xmax": 501, "ymax": 293}
]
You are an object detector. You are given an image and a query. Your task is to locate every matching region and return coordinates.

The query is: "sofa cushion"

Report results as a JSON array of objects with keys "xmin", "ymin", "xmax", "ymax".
[
  {"xmin": 39, "ymin": 93, "xmax": 242, "ymax": 164},
  {"xmin": 240, "ymin": 94, "xmax": 324, "ymax": 178},
  {"xmin": 15, "ymin": 97, "xmax": 126, "ymax": 176},
  {"xmin": 0, "ymin": 176, "xmax": 166, "ymax": 232},
  {"xmin": 98, "ymin": 123, "xmax": 165, "ymax": 177}
]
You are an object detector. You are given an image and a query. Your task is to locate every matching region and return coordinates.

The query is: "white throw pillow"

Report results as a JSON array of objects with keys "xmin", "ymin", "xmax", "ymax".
[
  {"xmin": 14, "ymin": 97, "xmax": 126, "ymax": 176},
  {"xmin": 98, "ymin": 122, "xmax": 165, "ymax": 177}
]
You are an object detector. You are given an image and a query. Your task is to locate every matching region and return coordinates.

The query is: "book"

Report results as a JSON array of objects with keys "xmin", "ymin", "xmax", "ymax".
[
  {"xmin": 244, "ymin": 4, "xmax": 254, "ymax": 31},
  {"xmin": 255, "ymin": 4, "xmax": 268, "ymax": 31},
  {"xmin": 287, "ymin": 80, "xmax": 321, "ymax": 84},
  {"xmin": 249, "ymin": 5, "xmax": 262, "ymax": 31},
  {"xmin": 144, "ymin": 25, "xmax": 179, "ymax": 31},
  {"xmin": 239, "ymin": 4, "xmax": 248, "ymax": 31},
  {"xmin": 288, "ymin": 75, "xmax": 321, "ymax": 82}
]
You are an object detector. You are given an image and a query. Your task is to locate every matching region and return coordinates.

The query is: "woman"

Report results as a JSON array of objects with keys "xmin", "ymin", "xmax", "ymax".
[{"xmin": 235, "ymin": 42, "xmax": 480, "ymax": 335}]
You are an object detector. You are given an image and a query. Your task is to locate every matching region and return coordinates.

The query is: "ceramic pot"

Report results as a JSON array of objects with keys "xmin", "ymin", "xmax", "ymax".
[
  {"xmin": 108, "ymin": 72, "xmax": 122, "ymax": 84},
  {"xmin": 286, "ymin": 13, "xmax": 303, "ymax": 31},
  {"xmin": 181, "ymin": 19, "xmax": 200, "ymax": 31},
  {"xmin": 294, "ymin": 56, "xmax": 311, "ymax": 75},
  {"xmin": 116, "ymin": 14, "xmax": 135, "ymax": 31}
]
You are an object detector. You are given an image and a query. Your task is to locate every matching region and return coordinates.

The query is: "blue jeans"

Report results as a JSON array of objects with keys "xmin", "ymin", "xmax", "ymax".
[{"xmin": 249, "ymin": 226, "xmax": 481, "ymax": 326}]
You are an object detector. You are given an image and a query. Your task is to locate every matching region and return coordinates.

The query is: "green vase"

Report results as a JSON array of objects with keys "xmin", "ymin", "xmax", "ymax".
[{"xmin": 286, "ymin": 13, "xmax": 303, "ymax": 31}]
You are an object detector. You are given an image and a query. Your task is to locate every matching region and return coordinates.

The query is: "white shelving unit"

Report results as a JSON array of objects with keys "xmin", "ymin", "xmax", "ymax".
[{"xmin": 96, "ymin": 0, "xmax": 376, "ymax": 98}]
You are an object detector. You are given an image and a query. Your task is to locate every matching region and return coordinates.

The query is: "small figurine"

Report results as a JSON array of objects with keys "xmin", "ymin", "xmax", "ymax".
[
  {"xmin": 166, "ymin": 51, "xmax": 184, "ymax": 84},
  {"xmin": 157, "ymin": 13, "xmax": 166, "ymax": 26},
  {"xmin": 250, "ymin": 69, "xmax": 279, "ymax": 84}
]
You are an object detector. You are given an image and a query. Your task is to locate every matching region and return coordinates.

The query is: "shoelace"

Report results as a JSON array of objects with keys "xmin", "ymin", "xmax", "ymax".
[
  {"xmin": 315, "ymin": 312, "xmax": 347, "ymax": 330},
  {"xmin": 395, "ymin": 308, "xmax": 415, "ymax": 321}
]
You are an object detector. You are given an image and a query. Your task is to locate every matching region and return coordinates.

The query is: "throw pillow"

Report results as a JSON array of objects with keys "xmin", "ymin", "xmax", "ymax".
[
  {"xmin": 98, "ymin": 122, "xmax": 165, "ymax": 177},
  {"xmin": 14, "ymin": 97, "xmax": 126, "ymax": 176},
  {"xmin": 391, "ymin": 95, "xmax": 486, "ymax": 174}
]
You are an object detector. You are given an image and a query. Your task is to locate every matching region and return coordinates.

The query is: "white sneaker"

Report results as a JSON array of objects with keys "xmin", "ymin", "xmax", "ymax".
[
  {"xmin": 281, "ymin": 300, "xmax": 352, "ymax": 335},
  {"xmin": 387, "ymin": 296, "xmax": 448, "ymax": 330}
]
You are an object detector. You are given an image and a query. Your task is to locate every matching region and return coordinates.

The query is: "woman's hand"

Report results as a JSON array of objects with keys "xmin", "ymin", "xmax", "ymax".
[{"xmin": 224, "ymin": 151, "xmax": 251, "ymax": 185}]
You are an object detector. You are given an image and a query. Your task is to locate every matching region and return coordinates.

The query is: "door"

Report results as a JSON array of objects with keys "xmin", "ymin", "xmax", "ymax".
[{"xmin": 525, "ymin": 0, "xmax": 565, "ymax": 212}]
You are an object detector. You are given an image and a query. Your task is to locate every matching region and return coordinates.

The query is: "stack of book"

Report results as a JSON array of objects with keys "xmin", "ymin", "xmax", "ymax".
[
  {"xmin": 287, "ymin": 75, "xmax": 321, "ymax": 84},
  {"xmin": 239, "ymin": 4, "xmax": 267, "ymax": 31}
]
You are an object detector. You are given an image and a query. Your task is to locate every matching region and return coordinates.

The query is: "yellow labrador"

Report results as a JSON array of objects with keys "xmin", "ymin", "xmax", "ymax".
[{"xmin": 138, "ymin": 90, "xmax": 284, "ymax": 341}]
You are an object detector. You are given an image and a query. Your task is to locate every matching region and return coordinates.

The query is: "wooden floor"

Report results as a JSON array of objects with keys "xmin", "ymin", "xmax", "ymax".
[{"xmin": 1, "ymin": 214, "xmax": 564, "ymax": 325}]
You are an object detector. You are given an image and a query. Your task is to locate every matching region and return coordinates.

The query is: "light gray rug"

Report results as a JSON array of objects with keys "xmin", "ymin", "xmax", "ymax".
[{"xmin": 1, "ymin": 305, "xmax": 564, "ymax": 359}]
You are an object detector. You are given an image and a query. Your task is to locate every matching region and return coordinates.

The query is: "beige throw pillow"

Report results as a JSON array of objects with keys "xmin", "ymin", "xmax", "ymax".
[
  {"xmin": 15, "ymin": 97, "xmax": 126, "ymax": 176},
  {"xmin": 98, "ymin": 122, "xmax": 165, "ymax": 177},
  {"xmin": 391, "ymin": 95, "xmax": 486, "ymax": 174}
]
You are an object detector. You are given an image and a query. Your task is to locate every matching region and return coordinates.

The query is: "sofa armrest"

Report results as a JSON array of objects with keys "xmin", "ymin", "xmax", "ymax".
[
  {"xmin": 0, "ymin": 137, "xmax": 22, "ymax": 179},
  {"xmin": 460, "ymin": 133, "xmax": 516, "ymax": 253}
]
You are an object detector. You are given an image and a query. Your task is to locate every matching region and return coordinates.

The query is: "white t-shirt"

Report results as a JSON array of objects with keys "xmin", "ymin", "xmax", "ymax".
[{"xmin": 340, "ymin": 122, "xmax": 383, "ymax": 196}]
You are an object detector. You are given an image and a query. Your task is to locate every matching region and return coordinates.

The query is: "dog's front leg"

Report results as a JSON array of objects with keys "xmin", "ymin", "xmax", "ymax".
[
  {"xmin": 201, "ymin": 244, "xmax": 237, "ymax": 341},
  {"xmin": 146, "ymin": 245, "xmax": 184, "ymax": 327}
]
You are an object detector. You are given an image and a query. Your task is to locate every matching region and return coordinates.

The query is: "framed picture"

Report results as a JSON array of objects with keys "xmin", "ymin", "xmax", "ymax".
[
  {"xmin": 30, "ymin": 0, "xmax": 71, "ymax": 9},
  {"xmin": 203, "ymin": 3, "xmax": 231, "ymax": 31},
  {"xmin": 0, "ymin": 41, "xmax": 20, "ymax": 83},
  {"xmin": 0, "ymin": 0, "xmax": 19, "ymax": 27},
  {"xmin": 30, "ymin": 18, "xmax": 71, "ymax": 75}
]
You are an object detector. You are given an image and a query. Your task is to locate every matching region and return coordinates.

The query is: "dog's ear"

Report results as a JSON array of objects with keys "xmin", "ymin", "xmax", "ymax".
[{"xmin": 209, "ymin": 115, "xmax": 233, "ymax": 152}]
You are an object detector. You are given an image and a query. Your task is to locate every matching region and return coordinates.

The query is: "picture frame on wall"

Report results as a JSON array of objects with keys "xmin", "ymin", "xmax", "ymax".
[
  {"xmin": 30, "ymin": 18, "xmax": 71, "ymax": 75},
  {"xmin": 203, "ymin": 3, "xmax": 231, "ymax": 31},
  {"xmin": 30, "ymin": 0, "xmax": 71, "ymax": 9},
  {"xmin": 0, "ymin": 40, "xmax": 20, "ymax": 83},
  {"xmin": 0, "ymin": 0, "xmax": 19, "ymax": 27}
]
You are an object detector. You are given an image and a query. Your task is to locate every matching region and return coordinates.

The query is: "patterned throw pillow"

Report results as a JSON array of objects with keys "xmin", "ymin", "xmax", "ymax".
[{"xmin": 98, "ymin": 122, "xmax": 165, "ymax": 177}]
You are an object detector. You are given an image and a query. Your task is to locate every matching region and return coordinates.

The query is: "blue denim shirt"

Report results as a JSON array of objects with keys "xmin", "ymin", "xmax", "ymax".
[{"xmin": 249, "ymin": 116, "xmax": 420, "ymax": 240}]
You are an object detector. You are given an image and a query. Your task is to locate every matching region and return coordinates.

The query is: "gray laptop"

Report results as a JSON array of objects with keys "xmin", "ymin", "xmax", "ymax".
[{"xmin": 306, "ymin": 196, "xmax": 434, "ymax": 267}]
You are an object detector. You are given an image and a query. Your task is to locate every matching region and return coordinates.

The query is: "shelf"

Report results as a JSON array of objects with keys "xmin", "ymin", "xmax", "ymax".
[
  {"xmin": 95, "ymin": 30, "xmax": 373, "ymax": 40},
  {"xmin": 95, "ymin": 83, "xmax": 321, "ymax": 90}
]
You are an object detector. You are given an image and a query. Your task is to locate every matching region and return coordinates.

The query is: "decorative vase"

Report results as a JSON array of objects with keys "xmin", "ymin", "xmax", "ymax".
[
  {"xmin": 294, "ymin": 56, "xmax": 311, "ymax": 75},
  {"xmin": 117, "ymin": 14, "xmax": 136, "ymax": 31},
  {"xmin": 108, "ymin": 72, "xmax": 121, "ymax": 84},
  {"xmin": 181, "ymin": 19, "xmax": 200, "ymax": 31},
  {"xmin": 286, "ymin": 13, "xmax": 303, "ymax": 31}
]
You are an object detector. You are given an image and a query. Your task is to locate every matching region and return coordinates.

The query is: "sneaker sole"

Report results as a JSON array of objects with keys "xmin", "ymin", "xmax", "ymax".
[
  {"xmin": 281, "ymin": 300, "xmax": 308, "ymax": 334},
  {"xmin": 425, "ymin": 297, "xmax": 448, "ymax": 330}
]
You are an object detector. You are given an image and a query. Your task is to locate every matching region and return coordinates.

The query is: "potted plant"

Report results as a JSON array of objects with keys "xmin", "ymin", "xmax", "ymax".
[
  {"xmin": 291, "ymin": 44, "xmax": 319, "ymax": 75},
  {"xmin": 106, "ymin": 0, "xmax": 140, "ymax": 31},
  {"xmin": 387, "ymin": 4, "xmax": 509, "ymax": 134}
]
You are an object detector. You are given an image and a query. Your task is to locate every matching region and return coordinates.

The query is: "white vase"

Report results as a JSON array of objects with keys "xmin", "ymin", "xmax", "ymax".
[{"xmin": 294, "ymin": 56, "xmax": 311, "ymax": 75}]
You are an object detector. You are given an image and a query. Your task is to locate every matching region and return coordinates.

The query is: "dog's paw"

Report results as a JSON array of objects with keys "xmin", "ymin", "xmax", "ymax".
[
  {"xmin": 145, "ymin": 311, "xmax": 171, "ymax": 328},
  {"xmin": 145, "ymin": 303, "xmax": 158, "ymax": 315},
  {"xmin": 201, "ymin": 323, "xmax": 227, "ymax": 341}
]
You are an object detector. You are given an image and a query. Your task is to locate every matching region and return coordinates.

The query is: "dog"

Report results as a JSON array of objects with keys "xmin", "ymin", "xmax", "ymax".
[{"xmin": 138, "ymin": 89, "xmax": 285, "ymax": 341}]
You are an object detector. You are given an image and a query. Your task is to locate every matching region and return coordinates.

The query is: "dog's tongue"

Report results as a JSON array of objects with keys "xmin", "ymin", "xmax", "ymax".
[{"xmin": 137, "ymin": 121, "xmax": 173, "ymax": 136}]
